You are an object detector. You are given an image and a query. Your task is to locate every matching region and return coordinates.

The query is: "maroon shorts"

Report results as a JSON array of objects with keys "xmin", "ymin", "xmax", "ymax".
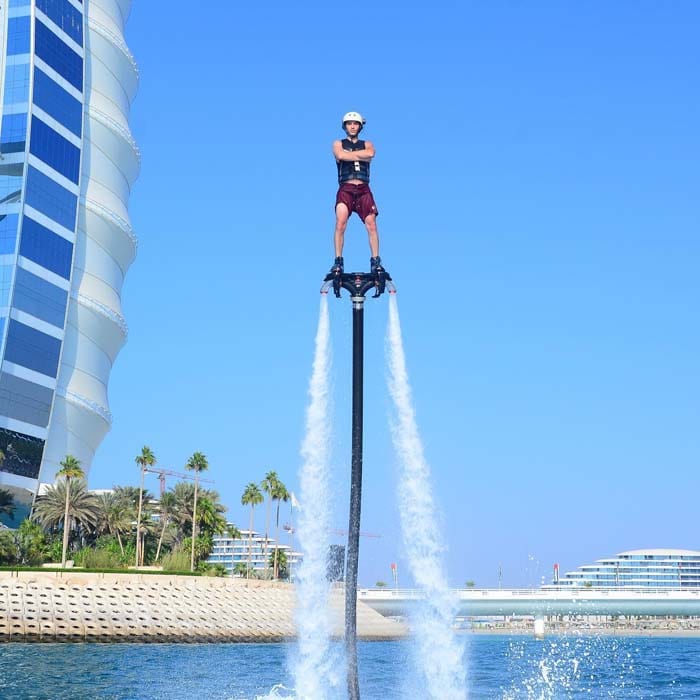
[{"xmin": 335, "ymin": 183, "xmax": 379, "ymax": 222}]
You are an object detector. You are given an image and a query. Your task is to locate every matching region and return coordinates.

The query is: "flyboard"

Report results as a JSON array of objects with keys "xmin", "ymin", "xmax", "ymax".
[{"xmin": 319, "ymin": 261, "xmax": 394, "ymax": 700}]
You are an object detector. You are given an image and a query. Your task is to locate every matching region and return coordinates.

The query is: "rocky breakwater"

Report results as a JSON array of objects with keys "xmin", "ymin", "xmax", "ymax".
[{"xmin": 0, "ymin": 571, "xmax": 406, "ymax": 642}]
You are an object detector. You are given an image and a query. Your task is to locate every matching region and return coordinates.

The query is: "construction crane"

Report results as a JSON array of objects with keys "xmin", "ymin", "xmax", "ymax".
[
  {"xmin": 283, "ymin": 524, "xmax": 380, "ymax": 539},
  {"xmin": 144, "ymin": 467, "xmax": 214, "ymax": 496},
  {"xmin": 329, "ymin": 528, "xmax": 380, "ymax": 539}
]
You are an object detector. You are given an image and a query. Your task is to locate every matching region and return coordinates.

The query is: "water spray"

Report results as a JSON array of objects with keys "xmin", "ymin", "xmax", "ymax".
[
  {"xmin": 386, "ymin": 295, "xmax": 466, "ymax": 699},
  {"xmin": 292, "ymin": 296, "xmax": 336, "ymax": 699}
]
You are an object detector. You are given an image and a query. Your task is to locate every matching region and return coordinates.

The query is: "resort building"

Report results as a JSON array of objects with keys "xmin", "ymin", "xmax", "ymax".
[
  {"xmin": 545, "ymin": 549, "xmax": 700, "ymax": 589},
  {"xmin": 207, "ymin": 529, "xmax": 303, "ymax": 578},
  {"xmin": 0, "ymin": 0, "xmax": 138, "ymax": 523}
]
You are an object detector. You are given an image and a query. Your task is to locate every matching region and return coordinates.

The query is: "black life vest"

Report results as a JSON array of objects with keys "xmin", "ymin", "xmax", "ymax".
[{"xmin": 336, "ymin": 138, "xmax": 371, "ymax": 184}]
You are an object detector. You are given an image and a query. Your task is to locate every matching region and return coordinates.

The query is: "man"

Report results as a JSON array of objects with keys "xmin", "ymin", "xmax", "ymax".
[{"xmin": 330, "ymin": 111, "xmax": 385, "ymax": 277}]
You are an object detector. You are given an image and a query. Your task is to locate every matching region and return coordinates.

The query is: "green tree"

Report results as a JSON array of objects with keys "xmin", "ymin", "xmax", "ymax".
[
  {"xmin": 272, "ymin": 479, "xmax": 289, "ymax": 579},
  {"xmin": 0, "ymin": 529, "xmax": 16, "ymax": 564},
  {"xmin": 226, "ymin": 523, "xmax": 242, "ymax": 577},
  {"xmin": 185, "ymin": 451, "xmax": 209, "ymax": 572},
  {"xmin": 375, "ymin": 581, "xmax": 387, "ymax": 588},
  {"xmin": 154, "ymin": 491, "xmax": 177, "ymax": 562},
  {"xmin": 134, "ymin": 446, "xmax": 156, "ymax": 567},
  {"xmin": 57, "ymin": 455, "xmax": 85, "ymax": 567},
  {"xmin": 14, "ymin": 520, "xmax": 49, "ymax": 565},
  {"xmin": 261, "ymin": 470, "xmax": 279, "ymax": 576},
  {"xmin": 241, "ymin": 482, "xmax": 263, "ymax": 581},
  {"xmin": 269, "ymin": 548, "xmax": 289, "ymax": 580},
  {"xmin": 233, "ymin": 561, "xmax": 249, "ymax": 578},
  {"xmin": 112, "ymin": 485, "xmax": 144, "ymax": 508},
  {"xmin": 32, "ymin": 478, "xmax": 98, "ymax": 564},
  {"xmin": 465, "ymin": 580, "xmax": 476, "ymax": 589},
  {"xmin": 0, "ymin": 488, "xmax": 16, "ymax": 522},
  {"xmin": 94, "ymin": 492, "xmax": 132, "ymax": 555}
]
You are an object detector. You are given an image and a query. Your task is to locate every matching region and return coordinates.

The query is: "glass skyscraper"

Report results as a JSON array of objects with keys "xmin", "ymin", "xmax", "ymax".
[{"xmin": 0, "ymin": 0, "xmax": 138, "ymax": 523}]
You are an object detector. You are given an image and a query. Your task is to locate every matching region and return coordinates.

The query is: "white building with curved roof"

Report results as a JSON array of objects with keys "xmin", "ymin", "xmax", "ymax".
[{"xmin": 547, "ymin": 549, "xmax": 700, "ymax": 589}]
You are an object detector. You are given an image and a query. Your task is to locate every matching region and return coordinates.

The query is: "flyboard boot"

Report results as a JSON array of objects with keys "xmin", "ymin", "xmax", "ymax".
[
  {"xmin": 370, "ymin": 256, "xmax": 388, "ymax": 297},
  {"xmin": 326, "ymin": 256, "xmax": 344, "ymax": 297}
]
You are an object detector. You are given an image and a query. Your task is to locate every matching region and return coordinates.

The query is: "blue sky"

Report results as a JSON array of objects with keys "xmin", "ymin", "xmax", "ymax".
[{"xmin": 90, "ymin": 1, "xmax": 699, "ymax": 588}]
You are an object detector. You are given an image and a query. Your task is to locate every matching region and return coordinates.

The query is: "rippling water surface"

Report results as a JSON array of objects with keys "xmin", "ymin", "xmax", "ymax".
[{"xmin": 1, "ymin": 635, "xmax": 700, "ymax": 699}]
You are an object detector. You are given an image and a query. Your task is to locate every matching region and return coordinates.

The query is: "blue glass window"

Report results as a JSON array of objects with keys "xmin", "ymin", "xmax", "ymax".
[
  {"xmin": 25, "ymin": 166, "xmax": 77, "ymax": 231},
  {"xmin": 7, "ymin": 17, "xmax": 31, "ymax": 55},
  {"xmin": 33, "ymin": 69, "xmax": 82, "ymax": 137},
  {"xmin": 0, "ymin": 427, "xmax": 45, "ymax": 479},
  {"xmin": 0, "ymin": 215, "xmax": 20, "ymax": 255},
  {"xmin": 0, "ymin": 265, "xmax": 12, "ymax": 307},
  {"xmin": 9, "ymin": 0, "xmax": 32, "ymax": 6},
  {"xmin": 29, "ymin": 117, "xmax": 80, "ymax": 183},
  {"xmin": 0, "ymin": 372, "xmax": 53, "ymax": 428},
  {"xmin": 0, "ymin": 162, "xmax": 24, "ymax": 206},
  {"xmin": 34, "ymin": 20, "xmax": 83, "ymax": 92},
  {"xmin": 13, "ymin": 267, "xmax": 67, "ymax": 327},
  {"xmin": 1, "ymin": 113, "xmax": 28, "ymax": 154},
  {"xmin": 3, "ymin": 64, "xmax": 30, "ymax": 106},
  {"xmin": 19, "ymin": 217, "xmax": 73, "ymax": 279},
  {"xmin": 4, "ymin": 319, "xmax": 61, "ymax": 377},
  {"xmin": 36, "ymin": 0, "xmax": 83, "ymax": 47}
]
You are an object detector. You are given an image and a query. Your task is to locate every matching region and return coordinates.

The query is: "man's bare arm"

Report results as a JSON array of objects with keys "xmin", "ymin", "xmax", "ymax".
[{"xmin": 333, "ymin": 139, "xmax": 375, "ymax": 162}]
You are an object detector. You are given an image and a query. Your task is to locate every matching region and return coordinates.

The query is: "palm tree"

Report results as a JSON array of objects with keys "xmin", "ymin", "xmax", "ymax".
[
  {"xmin": 94, "ymin": 492, "xmax": 131, "ymax": 555},
  {"xmin": 195, "ymin": 496, "xmax": 227, "ymax": 536},
  {"xmin": 32, "ymin": 480, "xmax": 98, "ymax": 532},
  {"xmin": 134, "ymin": 446, "xmax": 156, "ymax": 567},
  {"xmin": 261, "ymin": 470, "xmax": 279, "ymax": 575},
  {"xmin": 226, "ymin": 523, "xmax": 241, "ymax": 577},
  {"xmin": 57, "ymin": 455, "xmax": 84, "ymax": 567},
  {"xmin": 272, "ymin": 479, "xmax": 289, "ymax": 579},
  {"xmin": 233, "ymin": 561, "xmax": 248, "ymax": 578},
  {"xmin": 52, "ymin": 456, "xmax": 86, "ymax": 567},
  {"xmin": 154, "ymin": 491, "xmax": 176, "ymax": 562},
  {"xmin": 185, "ymin": 451, "xmax": 209, "ymax": 572},
  {"xmin": 241, "ymin": 482, "xmax": 263, "ymax": 581},
  {"xmin": 113, "ymin": 485, "xmax": 144, "ymax": 508},
  {"xmin": 269, "ymin": 548, "xmax": 289, "ymax": 580},
  {"xmin": 0, "ymin": 488, "xmax": 15, "ymax": 521}
]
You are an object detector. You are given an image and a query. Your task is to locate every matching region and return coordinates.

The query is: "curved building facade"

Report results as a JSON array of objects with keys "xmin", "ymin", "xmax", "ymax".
[
  {"xmin": 0, "ymin": 0, "xmax": 138, "ymax": 523},
  {"xmin": 547, "ymin": 549, "xmax": 700, "ymax": 590}
]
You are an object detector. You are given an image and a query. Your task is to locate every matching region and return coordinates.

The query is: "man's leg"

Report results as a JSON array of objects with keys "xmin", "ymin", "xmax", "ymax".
[
  {"xmin": 330, "ymin": 202, "xmax": 350, "ymax": 275},
  {"xmin": 364, "ymin": 213, "xmax": 379, "ymax": 258},
  {"xmin": 334, "ymin": 203, "xmax": 350, "ymax": 257}
]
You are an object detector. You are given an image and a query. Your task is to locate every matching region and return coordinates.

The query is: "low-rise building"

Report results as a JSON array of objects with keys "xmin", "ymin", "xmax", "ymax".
[
  {"xmin": 207, "ymin": 528, "xmax": 303, "ymax": 577},
  {"xmin": 545, "ymin": 549, "xmax": 700, "ymax": 589}
]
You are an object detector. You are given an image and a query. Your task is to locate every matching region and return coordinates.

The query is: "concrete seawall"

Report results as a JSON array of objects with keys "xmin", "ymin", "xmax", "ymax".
[{"xmin": 0, "ymin": 571, "xmax": 407, "ymax": 642}]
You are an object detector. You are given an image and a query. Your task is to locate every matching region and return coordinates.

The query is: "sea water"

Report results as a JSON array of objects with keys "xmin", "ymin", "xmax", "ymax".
[{"xmin": 1, "ymin": 636, "xmax": 700, "ymax": 699}]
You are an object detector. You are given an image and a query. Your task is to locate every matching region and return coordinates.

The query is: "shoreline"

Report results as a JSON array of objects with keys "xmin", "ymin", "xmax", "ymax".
[
  {"xmin": 467, "ymin": 627, "xmax": 700, "ymax": 638},
  {"xmin": 3, "ymin": 571, "xmax": 700, "ymax": 643},
  {"xmin": 0, "ymin": 570, "xmax": 407, "ymax": 643}
]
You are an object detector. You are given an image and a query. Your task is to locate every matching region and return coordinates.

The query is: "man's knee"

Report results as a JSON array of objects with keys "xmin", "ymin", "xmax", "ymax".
[
  {"xmin": 335, "ymin": 203, "xmax": 350, "ymax": 224},
  {"xmin": 364, "ymin": 214, "xmax": 378, "ymax": 234}
]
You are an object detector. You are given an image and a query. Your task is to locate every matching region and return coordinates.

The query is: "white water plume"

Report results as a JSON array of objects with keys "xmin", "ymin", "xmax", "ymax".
[
  {"xmin": 291, "ymin": 296, "xmax": 341, "ymax": 699},
  {"xmin": 386, "ymin": 294, "xmax": 467, "ymax": 700}
]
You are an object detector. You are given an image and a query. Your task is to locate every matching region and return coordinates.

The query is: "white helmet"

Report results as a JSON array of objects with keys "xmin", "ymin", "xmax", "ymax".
[{"xmin": 342, "ymin": 111, "xmax": 366, "ymax": 131}]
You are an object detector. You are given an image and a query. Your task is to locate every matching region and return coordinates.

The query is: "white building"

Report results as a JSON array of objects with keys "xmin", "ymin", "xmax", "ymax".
[
  {"xmin": 545, "ymin": 549, "xmax": 700, "ymax": 589},
  {"xmin": 207, "ymin": 528, "xmax": 303, "ymax": 577}
]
